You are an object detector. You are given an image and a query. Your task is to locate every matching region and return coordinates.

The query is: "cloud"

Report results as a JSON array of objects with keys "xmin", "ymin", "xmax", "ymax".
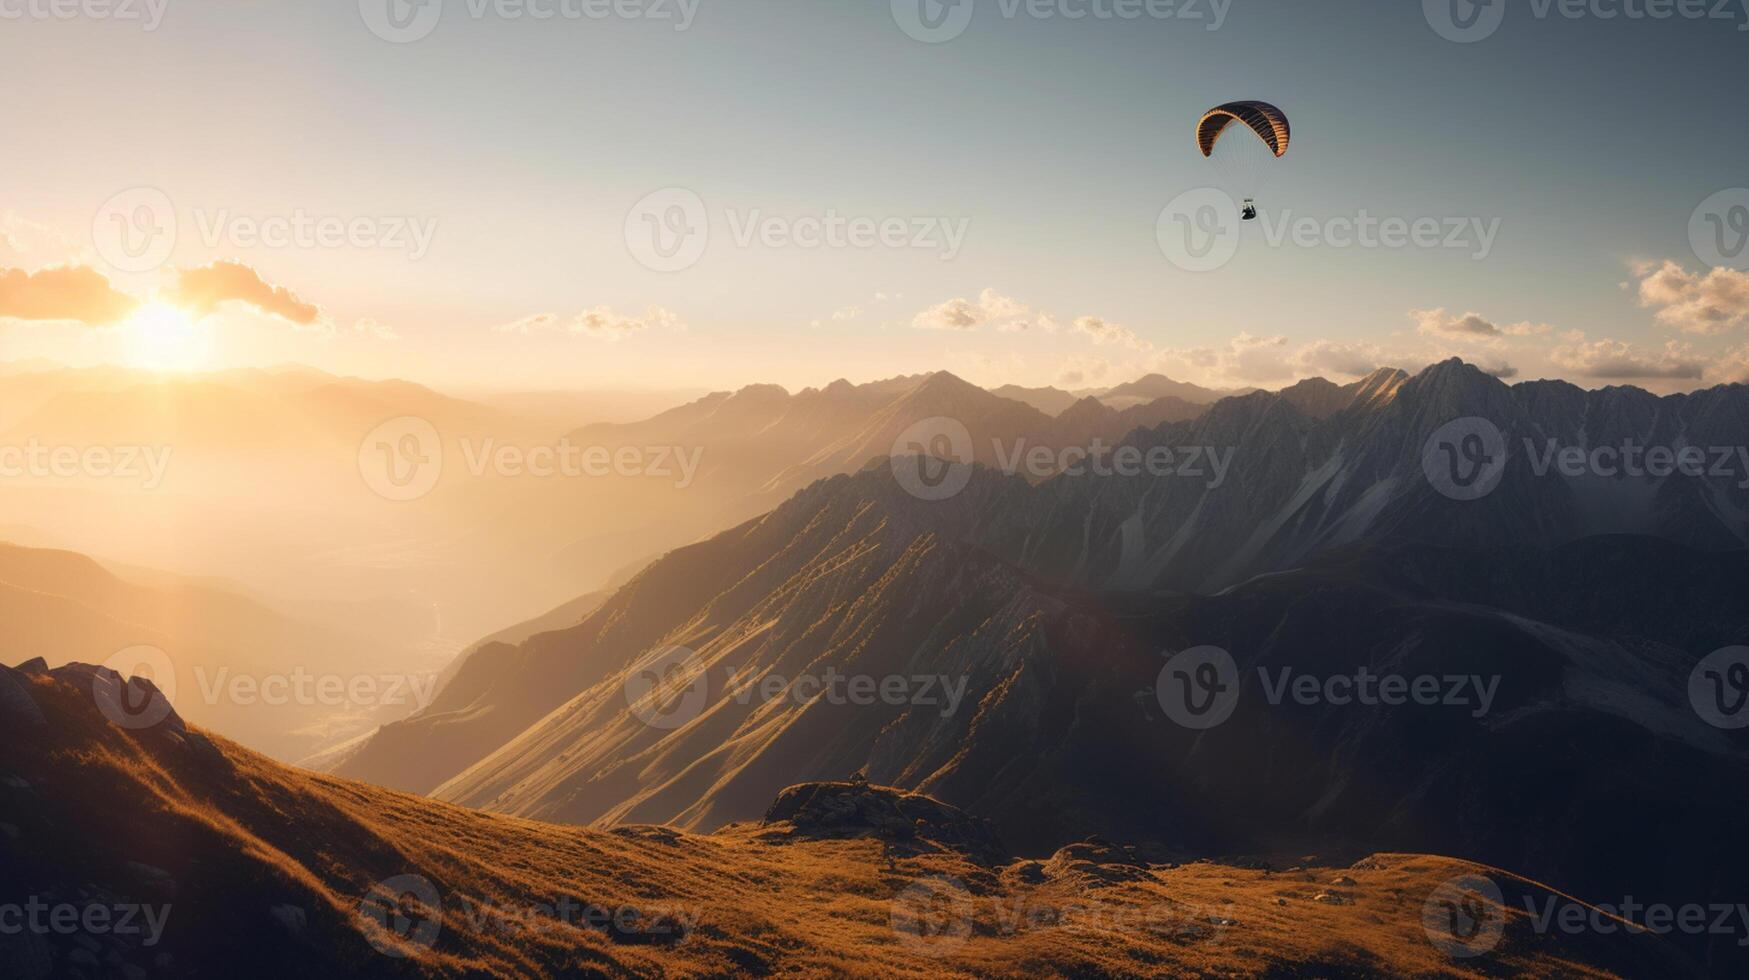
[
  {"xmin": 813, "ymin": 305, "xmax": 863, "ymax": 326},
  {"xmin": 492, "ymin": 305, "xmax": 682, "ymax": 340},
  {"xmin": 1412, "ymin": 308, "xmax": 1501, "ymax": 339},
  {"xmin": 1710, "ymin": 345, "xmax": 1749, "ymax": 385},
  {"xmin": 1502, "ymin": 321, "xmax": 1554, "ymax": 337},
  {"xmin": 948, "ymin": 349, "xmax": 1027, "ymax": 382},
  {"xmin": 1633, "ymin": 260, "xmax": 1749, "ymax": 334},
  {"xmin": 980, "ymin": 289, "xmax": 1029, "ymax": 321},
  {"xmin": 0, "ymin": 265, "xmax": 138, "ymax": 325},
  {"xmin": 1290, "ymin": 339, "xmax": 1388, "ymax": 379},
  {"xmin": 171, "ymin": 260, "xmax": 320, "ymax": 326},
  {"xmin": 912, "ymin": 288, "xmax": 1033, "ymax": 331},
  {"xmin": 1159, "ymin": 333, "xmax": 1295, "ymax": 384},
  {"xmin": 494, "ymin": 313, "xmax": 562, "ymax": 333},
  {"xmin": 1071, "ymin": 315, "xmax": 1149, "ymax": 350},
  {"xmin": 1550, "ymin": 338, "xmax": 1705, "ymax": 380},
  {"xmin": 912, "ymin": 289, "xmax": 1133, "ymax": 346},
  {"xmin": 912, "ymin": 297, "xmax": 983, "ymax": 330},
  {"xmin": 1411, "ymin": 308, "xmax": 1554, "ymax": 346},
  {"xmin": 0, "ymin": 213, "xmax": 84, "ymax": 266},
  {"xmin": 575, "ymin": 305, "xmax": 680, "ymax": 339},
  {"xmin": 351, "ymin": 318, "xmax": 400, "ymax": 341},
  {"xmin": 1152, "ymin": 330, "xmax": 1503, "ymax": 388}
]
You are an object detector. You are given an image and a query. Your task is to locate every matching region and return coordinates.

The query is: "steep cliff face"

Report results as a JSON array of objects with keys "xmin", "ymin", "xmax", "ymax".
[
  {"xmin": 1002, "ymin": 360, "xmax": 1749, "ymax": 594},
  {"xmin": 344, "ymin": 362, "xmax": 1749, "ymax": 825}
]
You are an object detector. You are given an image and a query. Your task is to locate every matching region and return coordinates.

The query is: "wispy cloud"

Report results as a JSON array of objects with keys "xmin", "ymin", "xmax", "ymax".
[
  {"xmin": 1072, "ymin": 315, "xmax": 1148, "ymax": 350},
  {"xmin": 492, "ymin": 305, "xmax": 683, "ymax": 340}
]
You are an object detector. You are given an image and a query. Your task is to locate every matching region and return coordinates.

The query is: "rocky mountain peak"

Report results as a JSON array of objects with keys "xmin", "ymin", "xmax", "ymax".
[
  {"xmin": 1277, "ymin": 376, "xmax": 1350, "ymax": 419},
  {"xmin": 1349, "ymin": 367, "xmax": 1410, "ymax": 410}
]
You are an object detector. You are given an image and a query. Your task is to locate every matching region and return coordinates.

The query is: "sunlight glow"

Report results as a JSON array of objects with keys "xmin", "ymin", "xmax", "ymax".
[{"xmin": 121, "ymin": 303, "xmax": 213, "ymax": 372}]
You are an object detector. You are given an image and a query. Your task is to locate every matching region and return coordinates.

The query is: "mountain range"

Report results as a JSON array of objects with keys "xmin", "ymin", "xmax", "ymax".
[
  {"xmin": 0, "ymin": 363, "xmax": 1267, "ymax": 663},
  {"xmin": 325, "ymin": 358, "xmax": 1749, "ymax": 973},
  {"xmin": 11, "ymin": 356, "xmax": 1749, "ymax": 974},
  {"xmin": 0, "ymin": 361, "xmax": 1379, "ymax": 767}
]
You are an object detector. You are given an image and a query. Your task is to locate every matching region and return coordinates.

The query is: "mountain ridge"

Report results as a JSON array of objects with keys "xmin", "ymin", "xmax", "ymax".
[{"xmin": 0, "ymin": 659, "xmax": 1699, "ymax": 978}]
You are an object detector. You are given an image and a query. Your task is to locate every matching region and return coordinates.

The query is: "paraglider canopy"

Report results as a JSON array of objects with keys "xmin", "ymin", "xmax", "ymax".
[
  {"xmin": 1196, "ymin": 101, "xmax": 1291, "ymax": 159},
  {"xmin": 1195, "ymin": 100, "xmax": 1289, "ymax": 220}
]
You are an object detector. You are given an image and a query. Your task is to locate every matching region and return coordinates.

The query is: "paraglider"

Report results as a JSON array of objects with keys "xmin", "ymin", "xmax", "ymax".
[{"xmin": 1196, "ymin": 101, "xmax": 1290, "ymax": 220}]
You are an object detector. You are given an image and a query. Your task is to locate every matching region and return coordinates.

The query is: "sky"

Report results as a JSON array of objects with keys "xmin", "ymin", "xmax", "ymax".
[{"xmin": 3, "ymin": 0, "xmax": 1749, "ymax": 393}]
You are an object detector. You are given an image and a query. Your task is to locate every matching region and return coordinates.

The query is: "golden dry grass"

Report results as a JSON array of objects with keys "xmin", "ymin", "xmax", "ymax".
[{"xmin": 0, "ymin": 666, "xmax": 1690, "ymax": 978}]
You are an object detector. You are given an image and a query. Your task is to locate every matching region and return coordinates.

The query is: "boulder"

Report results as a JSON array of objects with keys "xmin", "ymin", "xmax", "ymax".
[
  {"xmin": 0, "ymin": 666, "xmax": 46, "ymax": 729},
  {"xmin": 270, "ymin": 904, "xmax": 307, "ymax": 936},
  {"xmin": 762, "ymin": 780, "xmax": 1007, "ymax": 864},
  {"xmin": 1043, "ymin": 837, "xmax": 1155, "ymax": 887}
]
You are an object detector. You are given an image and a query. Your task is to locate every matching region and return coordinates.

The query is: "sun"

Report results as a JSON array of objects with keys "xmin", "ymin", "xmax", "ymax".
[{"xmin": 121, "ymin": 303, "xmax": 213, "ymax": 372}]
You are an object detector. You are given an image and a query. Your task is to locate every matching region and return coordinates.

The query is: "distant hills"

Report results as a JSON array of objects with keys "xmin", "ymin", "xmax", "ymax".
[
  {"xmin": 0, "ymin": 541, "xmax": 432, "ymax": 759},
  {"xmin": 0, "ymin": 363, "xmax": 1274, "ymax": 654},
  {"xmin": 991, "ymin": 373, "xmax": 1252, "ymax": 416}
]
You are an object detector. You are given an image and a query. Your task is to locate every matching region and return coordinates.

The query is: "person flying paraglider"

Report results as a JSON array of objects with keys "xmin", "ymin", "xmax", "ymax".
[{"xmin": 1196, "ymin": 100, "xmax": 1290, "ymax": 221}]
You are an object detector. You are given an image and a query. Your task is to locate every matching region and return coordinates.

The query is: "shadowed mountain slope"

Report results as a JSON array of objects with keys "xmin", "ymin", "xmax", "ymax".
[{"xmin": 328, "ymin": 360, "xmax": 1749, "ymax": 973}]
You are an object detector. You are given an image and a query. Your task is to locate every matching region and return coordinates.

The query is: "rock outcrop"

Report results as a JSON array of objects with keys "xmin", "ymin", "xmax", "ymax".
[{"xmin": 762, "ymin": 780, "xmax": 1007, "ymax": 865}]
